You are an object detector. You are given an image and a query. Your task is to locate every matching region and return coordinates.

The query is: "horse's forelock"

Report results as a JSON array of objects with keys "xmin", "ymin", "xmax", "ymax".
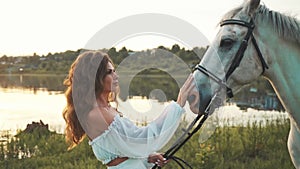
[{"xmin": 219, "ymin": 7, "xmax": 243, "ymax": 23}]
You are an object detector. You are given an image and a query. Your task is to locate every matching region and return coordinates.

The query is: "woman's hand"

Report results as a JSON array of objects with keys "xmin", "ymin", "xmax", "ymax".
[
  {"xmin": 177, "ymin": 74, "xmax": 199, "ymax": 108},
  {"xmin": 148, "ymin": 153, "xmax": 168, "ymax": 167}
]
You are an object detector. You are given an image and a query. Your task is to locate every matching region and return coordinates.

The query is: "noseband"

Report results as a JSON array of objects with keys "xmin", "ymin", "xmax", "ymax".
[{"xmin": 195, "ymin": 18, "xmax": 269, "ymax": 98}]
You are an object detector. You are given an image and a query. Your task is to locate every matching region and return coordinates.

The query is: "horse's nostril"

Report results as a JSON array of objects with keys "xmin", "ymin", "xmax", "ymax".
[{"xmin": 220, "ymin": 38, "xmax": 234, "ymax": 49}]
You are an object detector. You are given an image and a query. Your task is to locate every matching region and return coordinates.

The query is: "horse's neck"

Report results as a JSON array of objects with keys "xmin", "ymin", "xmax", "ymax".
[{"xmin": 260, "ymin": 27, "xmax": 300, "ymax": 127}]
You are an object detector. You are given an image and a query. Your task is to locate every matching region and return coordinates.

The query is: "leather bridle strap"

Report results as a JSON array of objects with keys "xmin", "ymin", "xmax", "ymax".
[
  {"xmin": 194, "ymin": 64, "xmax": 233, "ymax": 98},
  {"xmin": 251, "ymin": 34, "xmax": 269, "ymax": 73},
  {"xmin": 223, "ymin": 19, "xmax": 254, "ymax": 80},
  {"xmin": 220, "ymin": 19, "xmax": 268, "ymax": 80}
]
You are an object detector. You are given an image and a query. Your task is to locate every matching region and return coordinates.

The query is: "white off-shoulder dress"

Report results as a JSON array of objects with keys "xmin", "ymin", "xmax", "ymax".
[{"xmin": 88, "ymin": 101, "xmax": 185, "ymax": 169}]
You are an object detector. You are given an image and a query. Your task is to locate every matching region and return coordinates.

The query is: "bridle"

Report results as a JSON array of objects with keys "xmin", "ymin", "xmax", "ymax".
[
  {"xmin": 152, "ymin": 18, "xmax": 269, "ymax": 169},
  {"xmin": 195, "ymin": 18, "xmax": 269, "ymax": 98}
]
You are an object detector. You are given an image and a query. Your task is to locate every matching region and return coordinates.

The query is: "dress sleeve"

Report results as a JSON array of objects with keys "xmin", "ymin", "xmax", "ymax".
[{"xmin": 93, "ymin": 101, "xmax": 185, "ymax": 158}]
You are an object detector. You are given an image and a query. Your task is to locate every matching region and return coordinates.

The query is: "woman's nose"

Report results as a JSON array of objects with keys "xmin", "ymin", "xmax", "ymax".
[{"xmin": 113, "ymin": 71, "xmax": 119, "ymax": 78}]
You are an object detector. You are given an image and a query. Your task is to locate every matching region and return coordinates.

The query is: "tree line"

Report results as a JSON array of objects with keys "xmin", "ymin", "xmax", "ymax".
[{"xmin": 0, "ymin": 45, "xmax": 206, "ymax": 74}]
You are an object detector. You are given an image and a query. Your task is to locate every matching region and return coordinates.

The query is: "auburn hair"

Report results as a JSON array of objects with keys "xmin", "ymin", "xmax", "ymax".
[{"xmin": 62, "ymin": 51, "xmax": 117, "ymax": 149}]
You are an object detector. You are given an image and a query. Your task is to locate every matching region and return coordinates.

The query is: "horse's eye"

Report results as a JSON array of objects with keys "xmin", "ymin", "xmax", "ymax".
[{"xmin": 220, "ymin": 39, "xmax": 234, "ymax": 49}]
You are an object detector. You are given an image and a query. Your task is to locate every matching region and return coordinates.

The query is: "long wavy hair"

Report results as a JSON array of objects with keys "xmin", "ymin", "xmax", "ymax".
[{"xmin": 62, "ymin": 50, "xmax": 117, "ymax": 149}]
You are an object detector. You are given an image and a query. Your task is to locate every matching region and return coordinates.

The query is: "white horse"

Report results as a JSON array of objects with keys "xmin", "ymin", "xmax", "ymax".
[{"xmin": 191, "ymin": 0, "xmax": 300, "ymax": 168}]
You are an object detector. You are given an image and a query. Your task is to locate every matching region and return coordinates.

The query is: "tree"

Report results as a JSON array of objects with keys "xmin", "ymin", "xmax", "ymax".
[
  {"xmin": 0, "ymin": 55, "xmax": 8, "ymax": 62},
  {"xmin": 157, "ymin": 45, "xmax": 167, "ymax": 51},
  {"xmin": 108, "ymin": 47, "xmax": 118, "ymax": 58},
  {"xmin": 171, "ymin": 44, "xmax": 180, "ymax": 53},
  {"xmin": 119, "ymin": 47, "xmax": 128, "ymax": 58}
]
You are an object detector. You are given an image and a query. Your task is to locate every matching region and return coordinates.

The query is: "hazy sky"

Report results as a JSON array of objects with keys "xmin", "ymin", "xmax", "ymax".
[{"xmin": 1, "ymin": 0, "xmax": 299, "ymax": 56}]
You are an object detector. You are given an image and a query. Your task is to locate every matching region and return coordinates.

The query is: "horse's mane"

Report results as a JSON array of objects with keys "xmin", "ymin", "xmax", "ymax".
[{"xmin": 221, "ymin": 4, "xmax": 300, "ymax": 44}]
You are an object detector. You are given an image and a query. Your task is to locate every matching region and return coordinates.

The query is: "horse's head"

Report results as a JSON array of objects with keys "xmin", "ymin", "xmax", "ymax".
[{"xmin": 191, "ymin": 0, "xmax": 269, "ymax": 114}]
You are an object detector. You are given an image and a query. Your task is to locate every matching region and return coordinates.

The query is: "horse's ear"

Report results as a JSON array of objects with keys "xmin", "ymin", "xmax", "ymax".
[{"xmin": 248, "ymin": 0, "xmax": 260, "ymax": 16}]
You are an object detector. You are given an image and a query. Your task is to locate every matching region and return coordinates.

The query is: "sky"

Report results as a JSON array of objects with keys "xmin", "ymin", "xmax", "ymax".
[{"xmin": 0, "ymin": 0, "xmax": 300, "ymax": 56}]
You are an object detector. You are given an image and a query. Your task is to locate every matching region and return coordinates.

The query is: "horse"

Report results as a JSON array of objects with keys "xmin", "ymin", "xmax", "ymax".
[{"xmin": 191, "ymin": 0, "xmax": 300, "ymax": 168}]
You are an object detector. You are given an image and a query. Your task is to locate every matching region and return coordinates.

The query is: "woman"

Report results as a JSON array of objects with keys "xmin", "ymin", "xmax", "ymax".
[{"xmin": 63, "ymin": 50, "xmax": 197, "ymax": 168}]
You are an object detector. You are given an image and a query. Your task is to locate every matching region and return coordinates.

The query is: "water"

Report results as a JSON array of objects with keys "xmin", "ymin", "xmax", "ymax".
[
  {"xmin": 0, "ymin": 74, "xmax": 289, "ymax": 137},
  {"xmin": 0, "ymin": 87, "xmax": 179, "ymax": 135},
  {"xmin": 0, "ymin": 88, "xmax": 66, "ymax": 134}
]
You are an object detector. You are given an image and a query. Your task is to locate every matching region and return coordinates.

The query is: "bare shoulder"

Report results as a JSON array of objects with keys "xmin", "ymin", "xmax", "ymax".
[
  {"xmin": 87, "ymin": 107, "xmax": 101, "ymax": 119},
  {"xmin": 86, "ymin": 107, "xmax": 112, "ymax": 140},
  {"xmin": 87, "ymin": 107, "xmax": 116, "ymax": 130}
]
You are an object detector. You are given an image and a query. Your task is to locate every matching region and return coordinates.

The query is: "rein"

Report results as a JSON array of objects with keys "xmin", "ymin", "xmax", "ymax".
[
  {"xmin": 152, "ymin": 18, "xmax": 269, "ymax": 169},
  {"xmin": 151, "ymin": 94, "xmax": 217, "ymax": 169}
]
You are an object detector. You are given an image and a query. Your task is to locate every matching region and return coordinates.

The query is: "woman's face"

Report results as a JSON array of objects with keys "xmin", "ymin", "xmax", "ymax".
[{"xmin": 103, "ymin": 62, "xmax": 119, "ymax": 93}]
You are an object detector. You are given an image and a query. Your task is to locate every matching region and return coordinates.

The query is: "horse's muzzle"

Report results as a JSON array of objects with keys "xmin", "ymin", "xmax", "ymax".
[{"xmin": 188, "ymin": 72, "xmax": 213, "ymax": 114}]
